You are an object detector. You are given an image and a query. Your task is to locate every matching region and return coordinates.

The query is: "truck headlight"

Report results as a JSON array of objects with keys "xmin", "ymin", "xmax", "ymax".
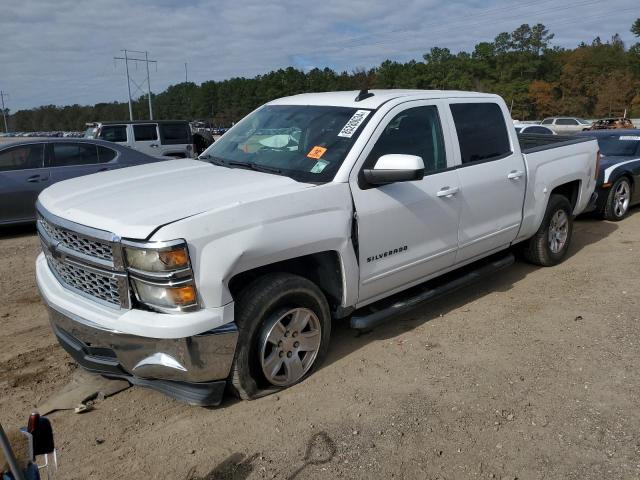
[
  {"xmin": 123, "ymin": 239, "xmax": 199, "ymax": 312},
  {"xmin": 124, "ymin": 241, "xmax": 190, "ymax": 272}
]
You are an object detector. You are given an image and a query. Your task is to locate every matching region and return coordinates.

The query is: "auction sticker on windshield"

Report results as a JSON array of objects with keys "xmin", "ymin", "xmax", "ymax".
[
  {"xmin": 307, "ymin": 146, "xmax": 327, "ymax": 159},
  {"xmin": 338, "ymin": 110, "xmax": 371, "ymax": 138},
  {"xmin": 619, "ymin": 136, "xmax": 640, "ymax": 141}
]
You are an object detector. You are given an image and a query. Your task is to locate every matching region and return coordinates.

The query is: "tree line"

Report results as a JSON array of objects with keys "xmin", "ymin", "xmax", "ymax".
[{"xmin": 8, "ymin": 20, "xmax": 640, "ymax": 131}]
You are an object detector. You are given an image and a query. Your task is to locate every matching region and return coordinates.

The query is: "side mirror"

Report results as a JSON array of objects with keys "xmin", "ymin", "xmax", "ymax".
[{"xmin": 363, "ymin": 154, "xmax": 425, "ymax": 185}]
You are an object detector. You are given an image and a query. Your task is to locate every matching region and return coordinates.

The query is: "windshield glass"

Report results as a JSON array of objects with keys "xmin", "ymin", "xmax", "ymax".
[
  {"xmin": 84, "ymin": 126, "xmax": 98, "ymax": 138},
  {"xmin": 200, "ymin": 105, "xmax": 373, "ymax": 183},
  {"xmin": 598, "ymin": 136, "xmax": 640, "ymax": 156},
  {"xmin": 578, "ymin": 119, "xmax": 591, "ymax": 125}
]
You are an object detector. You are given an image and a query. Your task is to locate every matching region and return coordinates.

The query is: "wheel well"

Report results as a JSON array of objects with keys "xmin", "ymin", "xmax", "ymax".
[
  {"xmin": 228, "ymin": 251, "xmax": 344, "ymax": 309},
  {"xmin": 550, "ymin": 180, "xmax": 580, "ymax": 211}
]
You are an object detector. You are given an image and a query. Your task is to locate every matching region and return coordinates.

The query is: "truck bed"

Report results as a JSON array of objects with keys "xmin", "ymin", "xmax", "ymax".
[{"xmin": 518, "ymin": 133, "xmax": 592, "ymax": 154}]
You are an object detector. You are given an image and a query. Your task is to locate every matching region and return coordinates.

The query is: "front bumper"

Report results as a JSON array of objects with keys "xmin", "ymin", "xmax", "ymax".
[{"xmin": 37, "ymin": 254, "xmax": 239, "ymax": 406}]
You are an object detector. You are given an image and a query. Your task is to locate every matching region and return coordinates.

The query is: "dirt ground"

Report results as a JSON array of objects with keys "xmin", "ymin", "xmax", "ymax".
[{"xmin": 1, "ymin": 212, "xmax": 639, "ymax": 480}]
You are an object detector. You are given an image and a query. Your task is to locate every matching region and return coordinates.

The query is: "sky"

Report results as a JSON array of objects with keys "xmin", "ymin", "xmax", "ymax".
[{"xmin": 1, "ymin": 0, "xmax": 638, "ymax": 111}]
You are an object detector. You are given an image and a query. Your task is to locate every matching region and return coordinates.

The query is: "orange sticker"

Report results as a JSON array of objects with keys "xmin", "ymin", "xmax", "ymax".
[{"xmin": 307, "ymin": 146, "xmax": 327, "ymax": 159}]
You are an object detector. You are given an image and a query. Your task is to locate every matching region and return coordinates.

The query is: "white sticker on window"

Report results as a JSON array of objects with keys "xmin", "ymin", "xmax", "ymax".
[
  {"xmin": 618, "ymin": 135, "xmax": 640, "ymax": 141},
  {"xmin": 311, "ymin": 160, "xmax": 329, "ymax": 173},
  {"xmin": 338, "ymin": 110, "xmax": 371, "ymax": 138}
]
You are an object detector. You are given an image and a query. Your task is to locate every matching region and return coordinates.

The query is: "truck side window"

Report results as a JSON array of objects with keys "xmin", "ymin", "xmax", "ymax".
[
  {"xmin": 133, "ymin": 124, "xmax": 158, "ymax": 141},
  {"xmin": 450, "ymin": 103, "xmax": 511, "ymax": 164},
  {"xmin": 100, "ymin": 125, "xmax": 127, "ymax": 143},
  {"xmin": 366, "ymin": 106, "xmax": 446, "ymax": 174}
]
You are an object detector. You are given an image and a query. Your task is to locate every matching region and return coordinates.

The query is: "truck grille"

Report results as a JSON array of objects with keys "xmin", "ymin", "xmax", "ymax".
[
  {"xmin": 47, "ymin": 256, "xmax": 121, "ymax": 306},
  {"xmin": 37, "ymin": 207, "xmax": 130, "ymax": 309},
  {"xmin": 39, "ymin": 216, "xmax": 113, "ymax": 262}
]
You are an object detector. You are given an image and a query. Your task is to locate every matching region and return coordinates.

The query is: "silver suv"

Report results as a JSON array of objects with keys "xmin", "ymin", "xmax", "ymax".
[{"xmin": 85, "ymin": 121, "xmax": 194, "ymax": 158}]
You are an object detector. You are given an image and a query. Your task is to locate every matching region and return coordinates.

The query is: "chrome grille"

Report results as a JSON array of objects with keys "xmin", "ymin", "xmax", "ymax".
[
  {"xmin": 47, "ymin": 256, "xmax": 121, "ymax": 306},
  {"xmin": 39, "ymin": 216, "xmax": 113, "ymax": 262},
  {"xmin": 37, "ymin": 206, "xmax": 130, "ymax": 309}
]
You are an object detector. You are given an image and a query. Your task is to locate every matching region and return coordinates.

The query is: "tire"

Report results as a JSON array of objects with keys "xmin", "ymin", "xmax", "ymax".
[
  {"xmin": 229, "ymin": 273, "xmax": 331, "ymax": 400},
  {"xmin": 523, "ymin": 194, "xmax": 573, "ymax": 267},
  {"xmin": 601, "ymin": 177, "xmax": 632, "ymax": 222}
]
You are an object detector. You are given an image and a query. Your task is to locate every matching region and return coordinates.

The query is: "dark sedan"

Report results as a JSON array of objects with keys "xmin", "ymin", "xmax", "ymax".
[
  {"xmin": 577, "ymin": 129, "xmax": 640, "ymax": 221},
  {"xmin": 0, "ymin": 138, "xmax": 166, "ymax": 226}
]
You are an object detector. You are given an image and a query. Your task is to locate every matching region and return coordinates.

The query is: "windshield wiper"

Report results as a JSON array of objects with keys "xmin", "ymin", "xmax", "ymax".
[{"xmin": 206, "ymin": 156, "xmax": 282, "ymax": 174}]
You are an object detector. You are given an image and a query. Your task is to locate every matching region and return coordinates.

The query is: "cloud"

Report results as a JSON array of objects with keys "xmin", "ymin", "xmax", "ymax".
[{"xmin": 1, "ymin": 0, "xmax": 636, "ymax": 110}]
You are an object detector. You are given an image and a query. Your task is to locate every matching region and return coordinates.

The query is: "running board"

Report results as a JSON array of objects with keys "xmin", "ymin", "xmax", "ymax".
[{"xmin": 350, "ymin": 252, "xmax": 515, "ymax": 331}]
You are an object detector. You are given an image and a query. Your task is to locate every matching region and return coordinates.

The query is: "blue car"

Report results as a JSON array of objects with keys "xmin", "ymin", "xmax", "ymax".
[
  {"xmin": 0, "ymin": 138, "xmax": 166, "ymax": 226},
  {"xmin": 577, "ymin": 129, "xmax": 640, "ymax": 221}
]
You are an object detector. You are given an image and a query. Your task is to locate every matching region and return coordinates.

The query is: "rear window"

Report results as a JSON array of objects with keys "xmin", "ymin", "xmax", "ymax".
[
  {"xmin": 597, "ymin": 136, "xmax": 640, "ymax": 156},
  {"xmin": 133, "ymin": 124, "xmax": 158, "ymax": 141},
  {"xmin": 526, "ymin": 126, "xmax": 553, "ymax": 135},
  {"xmin": 97, "ymin": 145, "xmax": 118, "ymax": 162},
  {"xmin": 100, "ymin": 125, "xmax": 127, "ymax": 143},
  {"xmin": 160, "ymin": 123, "xmax": 190, "ymax": 145},
  {"xmin": 450, "ymin": 103, "xmax": 511, "ymax": 164}
]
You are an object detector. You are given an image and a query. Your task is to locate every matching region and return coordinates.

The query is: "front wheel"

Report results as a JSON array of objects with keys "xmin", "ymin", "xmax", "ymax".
[
  {"xmin": 523, "ymin": 194, "xmax": 574, "ymax": 266},
  {"xmin": 601, "ymin": 177, "xmax": 631, "ymax": 221},
  {"xmin": 229, "ymin": 273, "xmax": 331, "ymax": 400}
]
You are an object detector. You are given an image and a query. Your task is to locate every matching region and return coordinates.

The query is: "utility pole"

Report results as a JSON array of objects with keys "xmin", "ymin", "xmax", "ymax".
[
  {"xmin": 0, "ymin": 91, "xmax": 9, "ymax": 133},
  {"xmin": 113, "ymin": 50, "xmax": 157, "ymax": 121}
]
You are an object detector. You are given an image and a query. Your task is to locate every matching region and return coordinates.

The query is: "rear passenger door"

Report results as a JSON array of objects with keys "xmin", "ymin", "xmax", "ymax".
[
  {"xmin": 48, "ymin": 142, "xmax": 111, "ymax": 184},
  {"xmin": 448, "ymin": 101, "xmax": 527, "ymax": 263},
  {"xmin": 132, "ymin": 124, "xmax": 160, "ymax": 156},
  {"xmin": 0, "ymin": 143, "xmax": 48, "ymax": 224}
]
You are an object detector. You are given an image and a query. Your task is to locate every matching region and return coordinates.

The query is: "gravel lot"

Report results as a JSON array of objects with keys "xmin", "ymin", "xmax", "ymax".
[{"xmin": 1, "ymin": 212, "xmax": 639, "ymax": 479}]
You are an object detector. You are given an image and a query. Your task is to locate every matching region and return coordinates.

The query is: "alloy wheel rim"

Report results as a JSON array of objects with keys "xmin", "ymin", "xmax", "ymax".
[
  {"xmin": 548, "ymin": 209, "xmax": 569, "ymax": 254},
  {"xmin": 260, "ymin": 308, "xmax": 322, "ymax": 387},
  {"xmin": 613, "ymin": 181, "xmax": 630, "ymax": 217}
]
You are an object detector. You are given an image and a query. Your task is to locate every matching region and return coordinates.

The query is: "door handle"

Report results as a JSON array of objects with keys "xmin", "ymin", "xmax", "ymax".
[
  {"xmin": 436, "ymin": 186, "xmax": 459, "ymax": 198},
  {"xmin": 507, "ymin": 170, "xmax": 525, "ymax": 180},
  {"xmin": 26, "ymin": 174, "xmax": 41, "ymax": 183},
  {"xmin": 149, "ymin": 144, "xmax": 159, "ymax": 148}
]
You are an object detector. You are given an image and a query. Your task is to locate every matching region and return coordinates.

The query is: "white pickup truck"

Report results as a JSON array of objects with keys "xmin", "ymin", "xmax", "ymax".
[{"xmin": 36, "ymin": 90, "xmax": 598, "ymax": 405}]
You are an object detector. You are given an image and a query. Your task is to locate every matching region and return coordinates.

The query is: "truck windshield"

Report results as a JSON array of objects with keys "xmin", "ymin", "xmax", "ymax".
[
  {"xmin": 200, "ymin": 105, "xmax": 373, "ymax": 183},
  {"xmin": 597, "ymin": 136, "xmax": 640, "ymax": 156}
]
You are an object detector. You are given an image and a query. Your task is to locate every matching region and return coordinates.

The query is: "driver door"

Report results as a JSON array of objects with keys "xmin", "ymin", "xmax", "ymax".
[{"xmin": 350, "ymin": 101, "xmax": 462, "ymax": 305}]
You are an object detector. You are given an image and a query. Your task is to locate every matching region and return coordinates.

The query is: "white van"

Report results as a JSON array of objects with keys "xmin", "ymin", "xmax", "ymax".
[{"xmin": 84, "ymin": 121, "xmax": 194, "ymax": 158}]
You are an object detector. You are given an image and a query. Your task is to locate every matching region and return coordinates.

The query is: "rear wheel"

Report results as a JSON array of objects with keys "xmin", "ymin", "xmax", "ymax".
[
  {"xmin": 602, "ymin": 177, "xmax": 631, "ymax": 221},
  {"xmin": 229, "ymin": 273, "xmax": 331, "ymax": 400},
  {"xmin": 523, "ymin": 194, "xmax": 573, "ymax": 266}
]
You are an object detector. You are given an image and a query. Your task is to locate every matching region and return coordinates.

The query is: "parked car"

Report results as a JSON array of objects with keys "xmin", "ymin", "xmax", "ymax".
[
  {"xmin": 513, "ymin": 123, "xmax": 556, "ymax": 135},
  {"xmin": 0, "ymin": 138, "xmax": 165, "ymax": 226},
  {"xmin": 577, "ymin": 129, "xmax": 640, "ymax": 220},
  {"xmin": 540, "ymin": 117, "xmax": 592, "ymax": 134},
  {"xmin": 36, "ymin": 90, "xmax": 598, "ymax": 405},
  {"xmin": 84, "ymin": 120, "xmax": 194, "ymax": 159},
  {"xmin": 587, "ymin": 117, "xmax": 635, "ymax": 130}
]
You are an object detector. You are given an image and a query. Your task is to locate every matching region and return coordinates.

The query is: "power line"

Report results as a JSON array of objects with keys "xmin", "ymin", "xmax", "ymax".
[
  {"xmin": 0, "ymin": 91, "xmax": 8, "ymax": 133},
  {"xmin": 113, "ymin": 49, "xmax": 157, "ymax": 120}
]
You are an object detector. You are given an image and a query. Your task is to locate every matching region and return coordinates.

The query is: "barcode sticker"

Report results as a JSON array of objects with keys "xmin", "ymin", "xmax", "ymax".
[
  {"xmin": 338, "ymin": 110, "xmax": 371, "ymax": 138},
  {"xmin": 619, "ymin": 135, "xmax": 640, "ymax": 141}
]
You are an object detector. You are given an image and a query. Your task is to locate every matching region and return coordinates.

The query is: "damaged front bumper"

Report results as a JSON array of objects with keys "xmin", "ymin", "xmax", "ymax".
[{"xmin": 37, "ymin": 254, "xmax": 238, "ymax": 406}]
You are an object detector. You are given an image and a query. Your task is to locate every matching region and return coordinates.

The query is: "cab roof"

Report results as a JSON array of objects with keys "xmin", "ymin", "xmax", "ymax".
[{"xmin": 268, "ymin": 89, "xmax": 500, "ymax": 109}]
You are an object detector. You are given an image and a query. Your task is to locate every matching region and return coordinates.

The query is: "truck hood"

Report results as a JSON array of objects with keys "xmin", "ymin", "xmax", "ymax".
[{"xmin": 38, "ymin": 159, "xmax": 316, "ymax": 239}]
